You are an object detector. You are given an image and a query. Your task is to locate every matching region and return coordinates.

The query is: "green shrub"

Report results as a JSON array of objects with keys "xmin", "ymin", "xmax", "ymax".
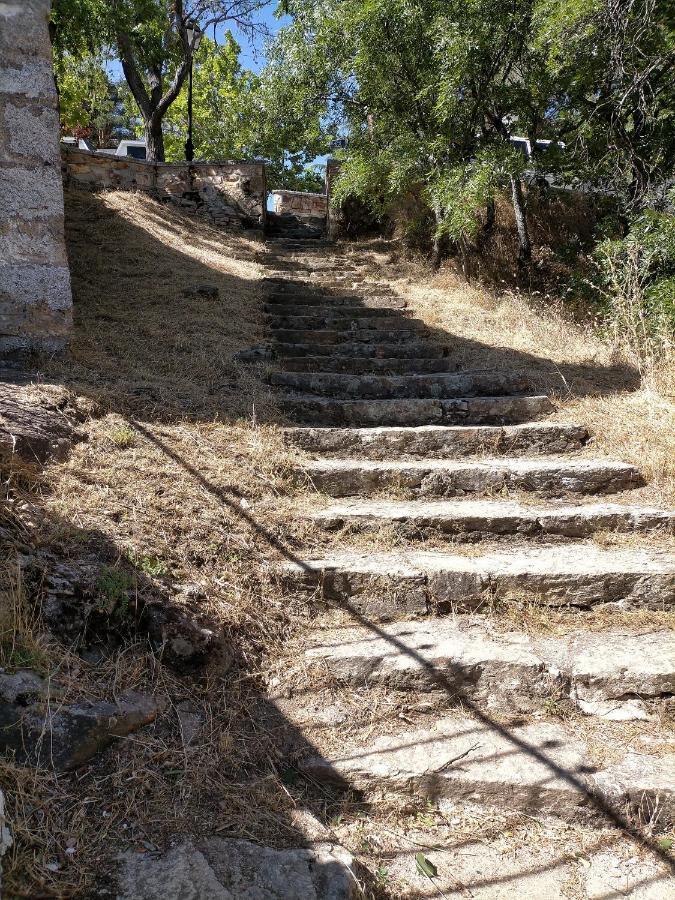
[{"xmin": 590, "ymin": 207, "xmax": 675, "ymax": 366}]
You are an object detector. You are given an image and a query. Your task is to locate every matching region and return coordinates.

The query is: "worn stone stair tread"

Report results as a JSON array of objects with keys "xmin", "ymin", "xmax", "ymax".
[
  {"xmin": 279, "ymin": 357, "xmax": 460, "ymax": 374},
  {"xmin": 310, "ymin": 498, "xmax": 674, "ymax": 536},
  {"xmin": 298, "ymin": 714, "xmax": 675, "ymax": 825},
  {"xmin": 370, "ymin": 834, "xmax": 674, "ymax": 900},
  {"xmin": 271, "ymin": 370, "xmax": 533, "ymax": 399},
  {"xmin": 282, "ymin": 395, "xmax": 553, "ymax": 426},
  {"xmin": 273, "ymin": 342, "xmax": 448, "ymax": 359},
  {"xmin": 265, "ymin": 296, "xmax": 407, "ymax": 310},
  {"xmin": 267, "ymin": 314, "xmax": 416, "ymax": 331},
  {"xmin": 300, "ymin": 618, "xmax": 675, "ymax": 715},
  {"xmin": 282, "ymin": 544, "xmax": 675, "ymax": 614},
  {"xmin": 303, "ymin": 456, "xmax": 640, "ymax": 496},
  {"xmin": 272, "ymin": 327, "xmax": 420, "ymax": 345},
  {"xmin": 286, "ymin": 422, "xmax": 590, "ymax": 456}
]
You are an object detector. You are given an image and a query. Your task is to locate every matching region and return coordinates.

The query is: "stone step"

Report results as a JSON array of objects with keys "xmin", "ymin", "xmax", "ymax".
[
  {"xmin": 267, "ymin": 313, "xmax": 413, "ymax": 331},
  {"xmin": 281, "ymin": 544, "xmax": 675, "ymax": 616},
  {"xmin": 281, "ymin": 395, "xmax": 553, "ymax": 426},
  {"xmin": 302, "ymin": 457, "xmax": 641, "ymax": 496},
  {"xmin": 286, "ymin": 423, "xmax": 591, "ymax": 457},
  {"xmin": 265, "ymin": 295, "xmax": 405, "ymax": 311},
  {"xmin": 264, "ymin": 301, "xmax": 407, "ymax": 317},
  {"xmin": 271, "ymin": 327, "xmax": 420, "ymax": 345},
  {"xmin": 262, "ymin": 279, "xmax": 396, "ymax": 298},
  {"xmin": 279, "ymin": 357, "xmax": 457, "ymax": 374},
  {"xmin": 311, "ymin": 498, "xmax": 674, "ymax": 538},
  {"xmin": 271, "ymin": 370, "xmax": 532, "ymax": 400},
  {"xmin": 273, "ymin": 342, "xmax": 448, "ymax": 359},
  {"xmin": 297, "ymin": 713, "xmax": 675, "ymax": 827},
  {"xmin": 347, "ymin": 828, "xmax": 672, "ymax": 900},
  {"xmin": 299, "ymin": 619, "xmax": 675, "ymax": 718}
]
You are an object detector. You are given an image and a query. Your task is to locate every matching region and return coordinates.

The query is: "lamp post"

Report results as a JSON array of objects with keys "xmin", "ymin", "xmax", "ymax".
[{"xmin": 184, "ymin": 21, "xmax": 203, "ymax": 162}]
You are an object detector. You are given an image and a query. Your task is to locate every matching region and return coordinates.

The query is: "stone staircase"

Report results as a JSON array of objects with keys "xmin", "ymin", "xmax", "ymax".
[{"xmin": 261, "ymin": 236, "xmax": 675, "ymax": 896}]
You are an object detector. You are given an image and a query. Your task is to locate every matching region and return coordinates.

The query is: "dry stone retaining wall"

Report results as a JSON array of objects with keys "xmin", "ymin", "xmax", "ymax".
[
  {"xmin": 62, "ymin": 148, "xmax": 267, "ymax": 229},
  {"xmin": 271, "ymin": 189, "xmax": 327, "ymax": 221},
  {"xmin": 0, "ymin": 0, "xmax": 73, "ymax": 353}
]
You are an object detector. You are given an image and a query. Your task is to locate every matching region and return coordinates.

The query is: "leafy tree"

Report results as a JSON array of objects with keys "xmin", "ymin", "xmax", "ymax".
[
  {"xmin": 55, "ymin": 52, "xmax": 125, "ymax": 146},
  {"xmin": 266, "ymin": 0, "xmax": 560, "ymax": 265},
  {"xmin": 534, "ymin": 0, "xmax": 675, "ymax": 211},
  {"xmin": 157, "ymin": 33, "xmax": 255, "ymax": 161},
  {"xmin": 119, "ymin": 29, "xmax": 328, "ymax": 188},
  {"xmin": 53, "ymin": 0, "xmax": 268, "ymax": 161}
]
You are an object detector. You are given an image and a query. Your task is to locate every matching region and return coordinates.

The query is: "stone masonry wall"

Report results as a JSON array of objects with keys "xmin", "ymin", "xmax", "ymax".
[
  {"xmin": 0, "ymin": 0, "xmax": 73, "ymax": 353},
  {"xmin": 62, "ymin": 148, "xmax": 267, "ymax": 229},
  {"xmin": 271, "ymin": 190, "xmax": 327, "ymax": 221}
]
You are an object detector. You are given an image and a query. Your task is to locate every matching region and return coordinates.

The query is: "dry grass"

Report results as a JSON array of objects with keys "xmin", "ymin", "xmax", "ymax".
[{"xmin": 0, "ymin": 191, "xmax": 318, "ymax": 897}]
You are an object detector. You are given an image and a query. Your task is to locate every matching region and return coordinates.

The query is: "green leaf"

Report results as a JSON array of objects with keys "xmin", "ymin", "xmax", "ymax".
[
  {"xmin": 415, "ymin": 852, "xmax": 438, "ymax": 878},
  {"xmin": 657, "ymin": 838, "xmax": 673, "ymax": 851}
]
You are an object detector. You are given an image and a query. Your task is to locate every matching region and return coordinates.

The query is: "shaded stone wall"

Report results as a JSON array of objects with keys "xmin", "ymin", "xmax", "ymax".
[
  {"xmin": 0, "ymin": 0, "xmax": 73, "ymax": 353},
  {"xmin": 62, "ymin": 148, "xmax": 267, "ymax": 228},
  {"xmin": 271, "ymin": 190, "xmax": 327, "ymax": 221}
]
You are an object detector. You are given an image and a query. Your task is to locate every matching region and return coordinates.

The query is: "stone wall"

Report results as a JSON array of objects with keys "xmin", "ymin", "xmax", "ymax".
[
  {"xmin": 0, "ymin": 0, "xmax": 73, "ymax": 354},
  {"xmin": 62, "ymin": 148, "xmax": 267, "ymax": 228},
  {"xmin": 271, "ymin": 190, "xmax": 327, "ymax": 221}
]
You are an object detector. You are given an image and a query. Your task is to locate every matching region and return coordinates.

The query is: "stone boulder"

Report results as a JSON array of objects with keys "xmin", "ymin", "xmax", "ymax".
[
  {"xmin": 117, "ymin": 838, "xmax": 358, "ymax": 900},
  {"xmin": 0, "ymin": 671, "xmax": 158, "ymax": 770}
]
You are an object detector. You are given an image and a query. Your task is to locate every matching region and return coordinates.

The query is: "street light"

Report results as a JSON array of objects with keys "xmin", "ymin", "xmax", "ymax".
[{"xmin": 184, "ymin": 21, "xmax": 203, "ymax": 162}]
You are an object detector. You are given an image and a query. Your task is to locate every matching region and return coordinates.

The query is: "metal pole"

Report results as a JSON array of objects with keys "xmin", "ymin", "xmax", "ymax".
[{"xmin": 185, "ymin": 60, "xmax": 194, "ymax": 162}]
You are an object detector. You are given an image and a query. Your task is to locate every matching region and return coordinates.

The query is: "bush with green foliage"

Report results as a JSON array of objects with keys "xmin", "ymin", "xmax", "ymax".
[{"xmin": 590, "ymin": 207, "xmax": 675, "ymax": 364}]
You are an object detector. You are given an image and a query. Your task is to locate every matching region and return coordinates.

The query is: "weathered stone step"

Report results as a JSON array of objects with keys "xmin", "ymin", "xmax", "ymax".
[
  {"xmin": 272, "ymin": 327, "xmax": 420, "ymax": 345},
  {"xmin": 300, "ymin": 619, "xmax": 675, "ymax": 717},
  {"xmin": 282, "ymin": 395, "xmax": 553, "ymax": 426},
  {"xmin": 267, "ymin": 313, "xmax": 413, "ymax": 331},
  {"xmin": 282, "ymin": 544, "xmax": 675, "ymax": 615},
  {"xmin": 286, "ymin": 423, "xmax": 590, "ymax": 456},
  {"xmin": 298, "ymin": 713, "xmax": 675, "ymax": 827},
  {"xmin": 352, "ymin": 829, "xmax": 672, "ymax": 900},
  {"xmin": 271, "ymin": 370, "xmax": 532, "ymax": 400},
  {"xmin": 279, "ymin": 357, "xmax": 456, "ymax": 374},
  {"xmin": 262, "ymin": 279, "xmax": 396, "ymax": 298},
  {"xmin": 302, "ymin": 457, "xmax": 640, "ymax": 496},
  {"xmin": 265, "ymin": 301, "xmax": 407, "ymax": 317},
  {"xmin": 274, "ymin": 342, "xmax": 447, "ymax": 359},
  {"xmin": 311, "ymin": 498, "xmax": 674, "ymax": 537},
  {"xmin": 266, "ymin": 295, "xmax": 405, "ymax": 311}
]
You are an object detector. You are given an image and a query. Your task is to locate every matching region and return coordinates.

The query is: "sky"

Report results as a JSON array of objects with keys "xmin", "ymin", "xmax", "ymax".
[{"xmin": 222, "ymin": 3, "xmax": 290, "ymax": 72}]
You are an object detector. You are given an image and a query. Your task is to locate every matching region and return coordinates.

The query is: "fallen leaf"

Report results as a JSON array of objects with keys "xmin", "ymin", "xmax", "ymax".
[{"xmin": 416, "ymin": 852, "xmax": 438, "ymax": 878}]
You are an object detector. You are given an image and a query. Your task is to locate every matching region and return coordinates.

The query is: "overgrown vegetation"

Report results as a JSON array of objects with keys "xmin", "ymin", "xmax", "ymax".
[{"xmin": 265, "ymin": 0, "xmax": 674, "ymax": 361}]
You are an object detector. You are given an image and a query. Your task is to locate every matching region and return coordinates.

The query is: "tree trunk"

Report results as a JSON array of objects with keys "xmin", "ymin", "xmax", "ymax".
[
  {"xmin": 478, "ymin": 198, "xmax": 495, "ymax": 251},
  {"xmin": 431, "ymin": 203, "xmax": 444, "ymax": 270},
  {"xmin": 510, "ymin": 176, "xmax": 531, "ymax": 265},
  {"xmin": 145, "ymin": 117, "xmax": 165, "ymax": 163}
]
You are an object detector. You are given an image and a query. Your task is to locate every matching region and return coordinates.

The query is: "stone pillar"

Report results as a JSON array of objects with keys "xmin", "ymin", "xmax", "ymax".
[
  {"xmin": 325, "ymin": 158, "xmax": 343, "ymax": 240},
  {"xmin": 0, "ymin": 0, "xmax": 73, "ymax": 354}
]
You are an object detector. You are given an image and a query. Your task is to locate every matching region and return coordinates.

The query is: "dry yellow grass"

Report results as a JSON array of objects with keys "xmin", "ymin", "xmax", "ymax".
[{"xmin": 0, "ymin": 191, "xmax": 315, "ymax": 897}]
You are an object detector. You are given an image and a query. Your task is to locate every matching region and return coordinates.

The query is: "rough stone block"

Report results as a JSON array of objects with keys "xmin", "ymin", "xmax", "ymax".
[{"xmin": 117, "ymin": 838, "xmax": 358, "ymax": 900}]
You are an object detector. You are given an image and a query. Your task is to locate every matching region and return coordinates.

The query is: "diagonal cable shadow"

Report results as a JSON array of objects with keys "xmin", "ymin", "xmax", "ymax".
[{"xmin": 129, "ymin": 418, "xmax": 675, "ymax": 873}]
